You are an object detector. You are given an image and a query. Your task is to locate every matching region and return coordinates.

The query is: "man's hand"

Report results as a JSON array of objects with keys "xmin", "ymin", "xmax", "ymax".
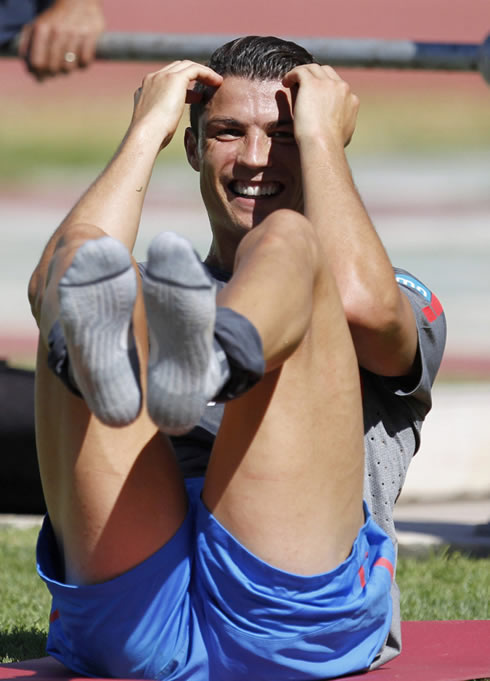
[
  {"xmin": 283, "ymin": 64, "xmax": 359, "ymax": 149},
  {"xmin": 18, "ymin": 0, "xmax": 104, "ymax": 82},
  {"xmin": 130, "ymin": 61, "xmax": 223, "ymax": 151}
]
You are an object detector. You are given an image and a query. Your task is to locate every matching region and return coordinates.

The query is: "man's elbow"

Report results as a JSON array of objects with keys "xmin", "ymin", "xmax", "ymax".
[
  {"xmin": 348, "ymin": 294, "xmax": 418, "ymax": 376},
  {"xmin": 343, "ymin": 286, "xmax": 404, "ymax": 336}
]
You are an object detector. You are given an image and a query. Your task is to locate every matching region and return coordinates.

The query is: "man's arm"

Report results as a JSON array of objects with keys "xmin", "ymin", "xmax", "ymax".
[
  {"xmin": 28, "ymin": 62, "xmax": 223, "ymax": 323},
  {"xmin": 284, "ymin": 64, "xmax": 417, "ymax": 378},
  {"xmin": 18, "ymin": 0, "xmax": 104, "ymax": 81}
]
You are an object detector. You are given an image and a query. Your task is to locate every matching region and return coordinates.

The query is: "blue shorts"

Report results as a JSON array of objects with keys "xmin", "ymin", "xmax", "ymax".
[{"xmin": 37, "ymin": 478, "xmax": 394, "ymax": 680}]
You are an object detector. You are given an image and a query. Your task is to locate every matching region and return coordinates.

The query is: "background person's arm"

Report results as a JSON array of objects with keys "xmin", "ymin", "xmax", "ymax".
[
  {"xmin": 18, "ymin": 0, "xmax": 104, "ymax": 81},
  {"xmin": 285, "ymin": 64, "xmax": 418, "ymax": 378}
]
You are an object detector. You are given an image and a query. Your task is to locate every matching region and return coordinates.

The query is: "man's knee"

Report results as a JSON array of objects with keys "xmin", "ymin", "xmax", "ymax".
[
  {"xmin": 28, "ymin": 223, "xmax": 109, "ymax": 323},
  {"xmin": 236, "ymin": 209, "xmax": 319, "ymax": 272}
]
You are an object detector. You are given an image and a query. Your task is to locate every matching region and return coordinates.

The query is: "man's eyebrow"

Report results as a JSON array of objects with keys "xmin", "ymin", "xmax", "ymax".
[
  {"xmin": 205, "ymin": 117, "xmax": 294, "ymax": 132},
  {"xmin": 205, "ymin": 117, "xmax": 243, "ymax": 129}
]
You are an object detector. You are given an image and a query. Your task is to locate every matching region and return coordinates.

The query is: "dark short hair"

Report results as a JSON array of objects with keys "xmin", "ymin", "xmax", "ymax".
[{"xmin": 189, "ymin": 35, "xmax": 318, "ymax": 136}]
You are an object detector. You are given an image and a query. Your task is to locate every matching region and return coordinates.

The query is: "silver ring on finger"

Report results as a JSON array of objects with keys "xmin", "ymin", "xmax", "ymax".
[{"xmin": 63, "ymin": 51, "xmax": 77, "ymax": 63}]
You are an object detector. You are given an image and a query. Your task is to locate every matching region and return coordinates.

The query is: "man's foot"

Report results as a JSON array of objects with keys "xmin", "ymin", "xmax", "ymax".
[
  {"xmin": 142, "ymin": 232, "xmax": 228, "ymax": 435},
  {"xmin": 57, "ymin": 236, "xmax": 141, "ymax": 426}
]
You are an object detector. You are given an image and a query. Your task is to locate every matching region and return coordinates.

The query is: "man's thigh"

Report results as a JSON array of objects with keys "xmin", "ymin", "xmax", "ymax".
[
  {"xmin": 37, "ymin": 479, "xmax": 206, "ymax": 680},
  {"xmin": 34, "ymin": 254, "xmax": 188, "ymax": 585},
  {"xmin": 204, "ymin": 262, "xmax": 366, "ymax": 576}
]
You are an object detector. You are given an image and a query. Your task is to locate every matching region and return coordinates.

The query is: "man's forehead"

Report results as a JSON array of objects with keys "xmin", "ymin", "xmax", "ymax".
[{"xmin": 202, "ymin": 76, "xmax": 293, "ymax": 123}]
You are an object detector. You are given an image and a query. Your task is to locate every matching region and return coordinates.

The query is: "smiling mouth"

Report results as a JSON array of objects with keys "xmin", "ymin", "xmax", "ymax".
[{"xmin": 229, "ymin": 181, "xmax": 283, "ymax": 198}]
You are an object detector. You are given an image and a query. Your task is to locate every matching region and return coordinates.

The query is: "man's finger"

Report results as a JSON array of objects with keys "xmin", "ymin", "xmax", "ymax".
[
  {"xmin": 18, "ymin": 22, "xmax": 49, "ymax": 78},
  {"xmin": 284, "ymin": 63, "xmax": 345, "ymax": 86},
  {"xmin": 48, "ymin": 34, "xmax": 73, "ymax": 73},
  {"xmin": 27, "ymin": 23, "xmax": 51, "ymax": 71},
  {"xmin": 153, "ymin": 61, "xmax": 223, "ymax": 87},
  {"xmin": 60, "ymin": 47, "xmax": 80, "ymax": 72},
  {"xmin": 321, "ymin": 64, "xmax": 343, "ymax": 81},
  {"xmin": 17, "ymin": 24, "xmax": 32, "ymax": 58},
  {"xmin": 78, "ymin": 34, "xmax": 97, "ymax": 68},
  {"xmin": 177, "ymin": 62, "xmax": 223, "ymax": 87}
]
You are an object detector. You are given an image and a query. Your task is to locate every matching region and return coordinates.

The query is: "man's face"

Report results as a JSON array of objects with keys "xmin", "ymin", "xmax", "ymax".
[{"xmin": 185, "ymin": 76, "xmax": 303, "ymax": 247}]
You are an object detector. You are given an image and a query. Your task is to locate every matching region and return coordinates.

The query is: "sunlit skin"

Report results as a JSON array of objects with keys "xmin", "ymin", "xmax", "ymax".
[{"xmin": 185, "ymin": 77, "xmax": 304, "ymax": 272}]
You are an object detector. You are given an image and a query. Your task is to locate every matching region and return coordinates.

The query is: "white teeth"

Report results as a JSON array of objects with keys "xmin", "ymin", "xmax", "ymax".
[{"xmin": 232, "ymin": 181, "xmax": 280, "ymax": 197}]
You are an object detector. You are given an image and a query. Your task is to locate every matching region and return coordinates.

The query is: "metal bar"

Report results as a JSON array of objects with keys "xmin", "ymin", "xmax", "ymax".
[{"xmin": 1, "ymin": 32, "xmax": 489, "ymax": 81}]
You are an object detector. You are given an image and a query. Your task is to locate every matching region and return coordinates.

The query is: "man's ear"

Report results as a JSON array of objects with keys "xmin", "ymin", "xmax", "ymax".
[{"xmin": 184, "ymin": 127, "xmax": 200, "ymax": 172}]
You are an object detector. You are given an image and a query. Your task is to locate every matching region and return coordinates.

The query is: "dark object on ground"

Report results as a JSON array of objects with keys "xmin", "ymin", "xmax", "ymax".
[{"xmin": 0, "ymin": 359, "xmax": 46, "ymax": 514}]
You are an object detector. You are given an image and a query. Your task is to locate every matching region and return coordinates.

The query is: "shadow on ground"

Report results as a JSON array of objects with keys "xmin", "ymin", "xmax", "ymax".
[
  {"xmin": 0, "ymin": 628, "xmax": 47, "ymax": 664},
  {"xmin": 395, "ymin": 520, "xmax": 490, "ymax": 557}
]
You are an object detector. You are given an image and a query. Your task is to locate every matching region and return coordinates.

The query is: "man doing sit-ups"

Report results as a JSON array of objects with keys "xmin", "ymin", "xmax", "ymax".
[{"xmin": 28, "ymin": 35, "xmax": 446, "ymax": 680}]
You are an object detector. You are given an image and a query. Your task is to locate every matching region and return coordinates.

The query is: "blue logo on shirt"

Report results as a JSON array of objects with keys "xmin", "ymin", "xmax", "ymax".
[{"xmin": 395, "ymin": 274, "xmax": 432, "ymax": 303}]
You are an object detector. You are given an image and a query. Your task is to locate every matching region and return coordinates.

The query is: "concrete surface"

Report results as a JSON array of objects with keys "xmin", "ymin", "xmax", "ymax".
[
  {"xmin": 398, "ymin": 382, "xmax": 490, "ymax": 503},
  {"xmin": 394, "ymin": 499, "xmax": 490, "ymax": 557}
]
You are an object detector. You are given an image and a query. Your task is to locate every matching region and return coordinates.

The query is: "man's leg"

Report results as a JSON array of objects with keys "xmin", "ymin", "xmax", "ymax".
[
  {"xmin": 32, "ymin": 225, "xmax": 187, "ymax": 586},
  {"xmin": 142, "ymin": 231, "xmax": 265, "ymax": 435},
  {"xmin": 203, "ymin": 209, "xmax": 366, "ymax": 576}
]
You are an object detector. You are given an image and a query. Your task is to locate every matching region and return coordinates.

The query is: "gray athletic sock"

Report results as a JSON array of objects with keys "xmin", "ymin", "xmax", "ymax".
[
  {"xmin": 143, "ymin": 231, "xmax": 229, "ymax": 435},
  {"xmin": 57, "ymin": 236, "xmax": 141, "ymax": 426}
]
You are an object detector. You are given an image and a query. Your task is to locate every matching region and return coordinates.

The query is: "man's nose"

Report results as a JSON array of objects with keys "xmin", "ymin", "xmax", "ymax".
[{"xmin": 237, "ymin": 134, "xmax": 271, "ymax": 168}]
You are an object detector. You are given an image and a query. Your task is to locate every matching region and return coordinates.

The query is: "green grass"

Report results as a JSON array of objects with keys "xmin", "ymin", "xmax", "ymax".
[
  {"xmin": 398, "ymin": 548, "xmax": 490, "ymax": 620},
  {"xmin": 1, "ymin": 525, "xmax": 489, "ymax": 665},
  {"xmin": 0, "ymin": 526, "xmax": 51, "ymax": 663}
]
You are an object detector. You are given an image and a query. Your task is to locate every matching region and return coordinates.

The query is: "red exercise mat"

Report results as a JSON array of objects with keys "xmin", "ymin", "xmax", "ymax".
[{"xmin": 1, "ymin": 620, "xmax": 489, "ymax": 680}]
